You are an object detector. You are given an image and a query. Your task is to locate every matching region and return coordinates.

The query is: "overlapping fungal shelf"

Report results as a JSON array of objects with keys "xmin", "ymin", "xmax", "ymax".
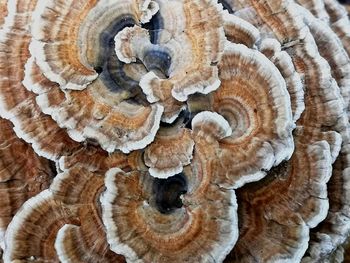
[{"xmin": 0, "ymin": 0, "xmax": 350, "ymax": 262}]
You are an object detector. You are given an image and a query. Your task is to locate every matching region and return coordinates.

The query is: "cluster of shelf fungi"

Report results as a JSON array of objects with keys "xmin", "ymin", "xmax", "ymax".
[{"xmin": 0, "ymin": 0, "xmax": 350, "ymax": 262}]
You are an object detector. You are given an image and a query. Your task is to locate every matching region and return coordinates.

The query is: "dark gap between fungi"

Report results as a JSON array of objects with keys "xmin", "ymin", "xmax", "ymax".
[
  {"xmin": 48, "ymin": 160, "xmax": 58, "ymax": 177},
  {"xmin": 159, "ymin": 108, "xmax": 195, "ymax": 128},
  {"xmin": 142, "ymin": 11, "xmax": 164, "ymax": 44},
  {"xmin": 152, "ymin": 173, "xmax": 188, "ymax": 214},
  {"xmin": 182, "ymin": 109, "xmax": 197, "ymax": 129},
  {"xmin": 217, "ymin": 0, "xmax": 235, "ymax": 14},
  {"xmin": 159, "ymin": 121, "xmax": 176, "ymax": 128}
]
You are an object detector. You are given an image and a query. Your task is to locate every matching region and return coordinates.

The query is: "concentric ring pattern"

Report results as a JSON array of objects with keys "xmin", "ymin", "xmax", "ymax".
[{"xmin": 0, "ymin": 0, "xmax": 350, "ymax": 262}]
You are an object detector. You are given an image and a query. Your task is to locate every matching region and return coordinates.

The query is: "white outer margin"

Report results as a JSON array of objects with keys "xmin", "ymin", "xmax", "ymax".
[
  {"xmin": 101, "ymin": 168, "xmax": 143, "ymax": 263},
  {"xmin": 192, "ymin": 111, "xmax": 233, "ymax": 139}
]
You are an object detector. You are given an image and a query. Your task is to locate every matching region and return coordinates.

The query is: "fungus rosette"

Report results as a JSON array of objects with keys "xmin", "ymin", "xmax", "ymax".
[{"xmin": 1, "ymin": 0, "xmax": 350, "ymax": 262}]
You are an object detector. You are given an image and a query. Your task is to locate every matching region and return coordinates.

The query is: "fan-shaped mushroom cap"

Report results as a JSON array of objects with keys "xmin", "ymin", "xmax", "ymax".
[
  {"xmin": 220, "ymin": 1, "xmax": 350, "ymax": 260},
  {"xmin": 191, "ymin": 111, "xmax": 233, "ymax": 140},
  {"xmin": 3, "ymin": 0, "xmax": 350, "ymax": 262},
  {"xmin": 113, "ymin": 25, "xmax": 184, "ymax": 122},
  {"xmin": 27, "ymin": 0, "xmax": 165, "ymax": 153},
  {"xmin": 222, "ymin": 11, "xmax": 260, "ymax": 48},
  {"xmin": 298, "ymin": 5, "xmax": 350, "ymax": 113},
  {"xmin": 0, "ymin": 117, "xmax": 54, "ymax": 249},
  {"xmin": 259, "ymin": 38, "xmax": 305, "ymax": 122},
  {"xmin": 4, "ymin": 165, "xmax": 125, "ymax": 262},
  {"xmin": 236, "ymin": 0, "xmax": 350, "ymax": 261},
  {"xmin": 58, "ymin": 148, "xmax": 131, "ymax": 173},
  {"xmin": 31, "ymin": 0, "xmax": 158, "ymax": 90},
  {"xmin": 3, "ymin": 190, "xmax": 79, "ymax": 262},
  {"xmin": 267, "ymin": 3, "xmax": 347, "ymax": 126},
  {"xmin": 55, "ymin": 224, "xmax": 125, "ymax": 263},
  {"xmin": 101, "ymin": 165, "xmax": 238, "ymax": 263},
  {"xmin": 204, "ymin": 42, "xmax": 295, "ymax": 188},
  {"xmin": 244, "ymin": 0, "xmax": 345, "ymax": 139},
  {"xmin": 116, "ymin": 0, "xmax": 226, "ymax": 122},
  {"xmin": 304, "ymin": 114, "xmax": 350, "ymax": 261},
  {"xmin": 302, "ymin": 118, "xmax": 350, "ymax": 262},
  {"xmin": 51, "ymin": 166, "xmax": 125, "ymax": 263},
  {"xmin": 27, "ymin": 65, "xmax": 163, "ymax": 154},
  {"xmin": 102, "ymin": 117, "xmax": 239, "ymax": 262},
  {"xmin": 255, "ymin": 2, "xmax": 350, "ymax": 261},
  {"xmin": 293, "ymin": 19, "xmax": 350, "ymax": 255},
  {"xmin": 0, "ymin": 0, "xmax": 86, "ymax": 160},
  {"xmin": 227, "ymin": 128, "xmax": 341, "ymax": 262},
  {"xmin": 144, "ymin": 125, "xmax": 194, "ymax": 179}
]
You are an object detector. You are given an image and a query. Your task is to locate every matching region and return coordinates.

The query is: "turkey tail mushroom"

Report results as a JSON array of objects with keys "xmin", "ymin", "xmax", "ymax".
[
  {"xmin": 0, "ymin": 117, "xmax": 54, "ymax": 250},
  {"xmin": 227, "ymin": 128, "xmax": 341, "ymax": 262},
  {"xmin": 222, "ymin": 11, "xmax": 260, "ymax": 48},
  {"xmin": 144, "ymin": 125, "xmax": 195, "ymax": 179},
  {"xmin": 4, "ymin": 165, "xmax": 126, "ymax": 262},
  {"xmin": 208, "ymin": 42, "xmax": 295, "ymax": 188},
  {"xmin": 3, "ymin": 190, "xmax": 78, "ymax": 262},
  {"xmin": 26, "ymin": 0, "xmax": 165, "ymax": 153},
  {"xmin": 100, "ymin": 112, "xmax": 237, "ymax": 262},
  {"xmin": 234, "ymin": 0, "xmax": 350, "ymax": 261},
  {"xmin": 2, "ymin": 0, "xmax": 350, "ymax": 262},
  {"xmin": 324, "ymin": 0, "xmax": 350, "ymax": 56},
  {"xmin": 116, "ymin": 0, "xmax": 226, "ymax": 122},
  {"xmin": 0, "ymin": 0, "xmax": 87, "ymax": 160},
  {"xmin": 51, "ymin": 166, "xmax": 125, "ymax": 263},
  {"xmin": 259, "ymin": 38, "xmax": 305, "ymax": 122},
  {"xmin": 101, "ymin": 168, "xmax": 238, "ymax": 262},
  {"xmin": 30, "ymin": 0, "xmax": 159, "ymax": 90}
]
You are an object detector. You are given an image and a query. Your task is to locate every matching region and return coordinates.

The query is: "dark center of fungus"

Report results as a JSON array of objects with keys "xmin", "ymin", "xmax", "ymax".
[
  {"xmin": 97, "ymin": 16, "xmax": 143, "ymax": 97},
  {"xmin": 143, "ymin": 49, "xmax": 171, "ymax": 78},
  {"xmin": 153, "ymin": 173, "xmax": 188, "ymax": 214},
  {"xmin": 142, "ymin": 11, "xmax": 163, "ymax": 44}
]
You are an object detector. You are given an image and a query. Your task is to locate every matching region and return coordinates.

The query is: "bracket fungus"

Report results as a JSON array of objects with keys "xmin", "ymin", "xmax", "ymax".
[
  {"xmin": 144, "ymin": 125, "xmax": 195, "ymax": 179},
  {"xmin": 101, "ymin": 158, "xmax": 238, "ymax": 262},
  {"xmin": 0, "ymin": 117, "xmax": 54, "ymax": 250},
  {"xmin": 4, "ymin": 165, "xmax": 127, "ymax": 263},
  {"xmin": 1, "ymin": 0, "xmax": 350, "ymax": 262}
]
